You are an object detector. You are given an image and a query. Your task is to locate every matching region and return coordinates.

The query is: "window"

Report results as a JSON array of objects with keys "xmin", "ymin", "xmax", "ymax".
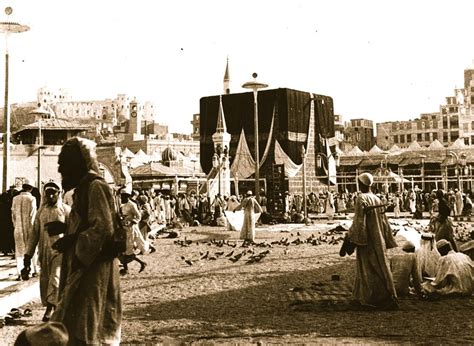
[
  {"xmin": 465, "ymin": 138, "xmax": 470, "ymax": 145},
  {"xmin": 442, "ymin": 108, "xmax": 447, "ymax": 115},
  {"xmin": 450, "ymin": 117, "xmax": 459, "ymax": 128},
  {"xmin": 417, "ymin": 122, "xmax": 422, "ymax": 130},
  {"xmin": 433, "ymin": 133, "xmax": 438, "ymax": 140},
  {"xmin": 400, "ymin": 134, "xmax": 405, "ymax": 143},
  {"xmin": 425, "ymin": 121, "xmax": 430, "ymax": 129},
  {"xmin": 407, "ymin": 134, "xmax": 412, "ymax": 142},
  {"xmin": 443, "ymin": 117, "xmax": 448, "ymax": 129},
  {"xmin": 394, "ymin": 135, "xmax": 398, "ymax": 143},
  {"xmin": 417, "ymin": 133, "xmax": 422, "ymax": 141},
  {"xmin": 471, "ymin": 135, "xmax": 474, "ymax": 144},
  {"xmin": 451, "ymin": 131, "xmax": 459, "ymax": 141},
  {"xmin": 443, "ymin": 133, "xmax": 448, "ymax": 142},
  {"xmin": 425, "ymin": 133, "xmax": 430, "ymax": 141},
  {"xmin": 433, "ymin": 121, "xmax": 438, "ymax": 129}
]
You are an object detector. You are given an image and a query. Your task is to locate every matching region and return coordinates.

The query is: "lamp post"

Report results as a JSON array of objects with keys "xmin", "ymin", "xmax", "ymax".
[
  {"xmin": 242, "ymin": 73, "xmax": 268, "ymax": 202},
  {"xmin": 0, "ymin": 7, "xmax": 29, "ymax": 192},
  {"xmin": 447, "ymin": 151, "xmax": 466, "ymax": 192},
  {"xmin": 29, "ymin": 107, "xmax": 49, "ymax": 189},
  {"xmin": 316, "ymin": 152, "xmax": 340, "ymax": 192},
  {"xmin": 469, "ymin": 164, "xmax": 472, "ymax": 192},
  {"xmin": 419, "ymin": 154, "xmax": 426, "ymax": 191},
  {"xmin": 301, "ymin": 145, "xmax": 307, "ymax": 219}
]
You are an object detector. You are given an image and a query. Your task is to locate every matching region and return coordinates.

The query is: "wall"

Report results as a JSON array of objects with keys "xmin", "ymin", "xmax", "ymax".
[{"xmin": 0, "ymin": 144, "xmax": 123, "ymax": 191}]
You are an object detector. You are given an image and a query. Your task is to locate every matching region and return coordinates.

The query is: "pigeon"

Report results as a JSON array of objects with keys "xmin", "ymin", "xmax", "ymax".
[
  {"xmin": 201, "ymin": 251, "xmax": 209, "ymax": 260},
  {"xmin": 229, "ymin": 251, "xmax": 245, "ymax": 263},
  {"xmin": 208, "ymin": 256, "xmax": 217, "ymax": 260},
  {"xmin": 225, "ymin": 250, "xmax": 234, "ymax": 257},
  {"xmin": 215, "ymin": 251, "xmax": 225, "ymax": 256},
  {"xmin": 185, "ymin": 259, "xmax": 193, "ymax": 266}
]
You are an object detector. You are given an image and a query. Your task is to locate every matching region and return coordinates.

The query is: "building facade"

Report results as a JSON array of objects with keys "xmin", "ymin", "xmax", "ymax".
[
  {"xmin": 376, "ymin": 67, "xmax": 474, "ymax": 149},
  {"xmin": 190, "ymin": 113, "xmax": 200, "ymax": 141},
  {"xmin": 343, "ymin": 118, "xmax": 375, "ymax": 152}
]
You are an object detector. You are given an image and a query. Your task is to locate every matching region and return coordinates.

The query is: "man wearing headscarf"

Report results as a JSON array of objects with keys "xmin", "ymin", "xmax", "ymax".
[
  {"xmin": 415, "ymin": 233, "xmax": 441, "ymax": 281},
  {"xmin": 389, "ymin": 241, "xmax": 422, "ymax": 297},
  {"xmin": 119, "ymin": 188, "xmax": 148, "ymax": 275},
  {"xmin": 24, "ymin": 181, "xmax": 71, "ymax": 322},
  {"xmin": 421, "ymin": 239, "xmax": 473, "ymax": 297},
  {"xmin": 235, "ymin": 191, "xmax": 263, "ymax": 242},
  {"xmin": 50, "ymin": 137, "xmax": 122, "ymax": 345},
  {"xmin": 347, "ymin": 172, "xmax": 399, "ymax": 309},
  {"xmin": 11, "ymin": 178, "xmax": 38, "ymax": 279}
]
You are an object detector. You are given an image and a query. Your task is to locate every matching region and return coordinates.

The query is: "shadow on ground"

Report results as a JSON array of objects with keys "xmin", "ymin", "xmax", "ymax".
[{"xmin": 123, "ymin": 259, "xmax": 474, "ymax": 344}]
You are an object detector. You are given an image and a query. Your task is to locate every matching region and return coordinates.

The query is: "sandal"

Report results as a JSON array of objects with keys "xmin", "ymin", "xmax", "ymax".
[{"xmin": 9, "ymin": 308, "xmax": 20, "ymax": 319}]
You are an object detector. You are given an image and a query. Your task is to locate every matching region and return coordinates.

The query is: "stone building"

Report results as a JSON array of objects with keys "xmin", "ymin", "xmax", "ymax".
[
  {"xmin": 343, "ymin": 118, "xmax": 375, "ymax": 152},
  {"xmin": 190, "ymin": 113, "xmax": 200, "ymax": 141},
  {"xmin": 376, "ymin": 66, "xmax": 474, "ymax": 149}
]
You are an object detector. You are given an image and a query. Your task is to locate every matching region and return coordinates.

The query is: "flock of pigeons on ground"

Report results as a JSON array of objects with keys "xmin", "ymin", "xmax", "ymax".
[
  {"xmin": 173, "ymin": 217, "xmax": 473, "ymax": 267},
  {"xmin": 173, "ymin": 227, "xmax": 348, "ymax": 266}
]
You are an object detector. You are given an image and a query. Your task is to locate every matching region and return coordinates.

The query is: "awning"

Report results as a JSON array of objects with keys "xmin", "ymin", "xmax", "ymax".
[
  {"xmin": 339, "ymin": 157, "xmax": 363, "ymax": 166},
  {"xmin": 398, "ymin": 157, "xmax": 422, "ymax": 166}
]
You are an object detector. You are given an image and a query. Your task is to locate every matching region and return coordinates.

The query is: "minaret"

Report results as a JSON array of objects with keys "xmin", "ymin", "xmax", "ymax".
[
  {"xmin": 223, "ymin": 56, "xmax": 230, "ymax": 94},
  {"xmin": 211, "ymin": 95, "xmax": 231, "ymax": 197}
]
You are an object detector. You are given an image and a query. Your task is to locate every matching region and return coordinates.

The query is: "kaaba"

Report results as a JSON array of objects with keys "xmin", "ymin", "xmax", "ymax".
[{"xmin": 199, "ymin": 88, "xmax": 335, "ymax": 180}]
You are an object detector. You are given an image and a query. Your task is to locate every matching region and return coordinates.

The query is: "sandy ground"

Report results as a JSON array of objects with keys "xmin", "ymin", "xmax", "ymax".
[{"xmin": 1, "ymin": 221, "xmax": 473, "ymax": 345}]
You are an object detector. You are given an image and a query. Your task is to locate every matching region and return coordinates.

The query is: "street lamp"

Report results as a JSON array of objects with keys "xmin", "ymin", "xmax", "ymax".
[
  {"xmin": 316, "ymin": 152, "xmax": 340, "ymax": 191},
  {"xmin": 0, "ymin": 7, "xmax": 29, "ymax": 192},
  {"xmin": 242, "ymin": 73, "xmax": 268, "ymax": 202},
  {"xmin": 301, "ymin": 145, "xmax": 307, "ymax": 220},
  {"xmin": 29, "ymin": 107, "xmax": 50, "ymax": 189},
  {"xmin": 447, "ymin": 151, "xmax": 466, "ymax": 191}
]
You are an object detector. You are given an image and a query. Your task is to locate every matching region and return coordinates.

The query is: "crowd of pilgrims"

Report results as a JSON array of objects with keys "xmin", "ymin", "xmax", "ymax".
[{"xmin": 0, "ymin": 181, "xmax": 472, "ymax": 309}]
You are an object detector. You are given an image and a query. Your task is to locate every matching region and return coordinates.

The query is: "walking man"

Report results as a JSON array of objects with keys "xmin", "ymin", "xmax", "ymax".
[
  {"xmin": 347, "ymin": 172, "xmax": 399, "ymax": 310},
  {"xmin": 50, "ymin": 137, "xmax": 122, "ymax": 345},
  {"xmin": 11, "ymin": 178, "xmax": 38, "ymax": 280},
  {"xmin": 24, "ymin": 181, "xmax": 71, "ymax": 322}
]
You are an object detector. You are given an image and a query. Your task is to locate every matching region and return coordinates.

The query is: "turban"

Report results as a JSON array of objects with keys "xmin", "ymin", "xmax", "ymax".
[
  {"xmin": 358, "ymin": 172, "xmax": 373, "ymax": 187},
  {"xmin": 402, "ymin": 241, "xmax": 416, "ymax": 252},
  {"xmin": 24, "ymin": 322, "xmax": 69, "ymax": 345}
]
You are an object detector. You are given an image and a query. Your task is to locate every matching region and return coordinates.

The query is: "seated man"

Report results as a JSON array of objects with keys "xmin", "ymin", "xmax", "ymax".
[
  {"xmin": 390, "ymin": 241, "xmax": 422, "ymax": 297},
  {"xmin": 422, "ymin": 239, "xmax": 473, "ymax": 297}
]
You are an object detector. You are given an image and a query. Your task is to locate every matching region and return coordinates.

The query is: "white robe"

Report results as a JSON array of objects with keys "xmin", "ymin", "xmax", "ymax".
[{"xmin": 11, "ymin": 192, "xmax": 37, "ymax": 275}]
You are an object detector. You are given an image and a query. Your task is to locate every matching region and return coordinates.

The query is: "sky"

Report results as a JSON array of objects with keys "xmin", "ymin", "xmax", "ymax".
[{"xmin": 2, "ymin": 0, "xmax": 474, "ymax": 133}]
